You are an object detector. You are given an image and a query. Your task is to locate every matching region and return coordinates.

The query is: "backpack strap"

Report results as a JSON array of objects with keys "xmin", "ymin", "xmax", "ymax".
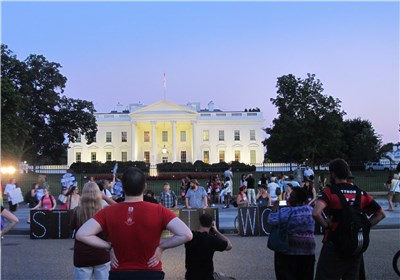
[{"xmin": 330, "ymin": 185, "xmax": 362, "ymax": 210}]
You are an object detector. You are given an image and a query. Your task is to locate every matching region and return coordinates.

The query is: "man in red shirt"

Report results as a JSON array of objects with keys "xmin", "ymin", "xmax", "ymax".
[
  {"xmin": 76, "ymin": 167, "xmax": 193, "ymax": 279},
  {"xmin": 313, "ymin": 158, "xmax": 386, "ymax": 279}
]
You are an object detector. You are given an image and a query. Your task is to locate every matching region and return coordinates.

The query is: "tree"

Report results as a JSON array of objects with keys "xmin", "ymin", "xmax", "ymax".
[
  {"xmin": 1, "ymin": 44, "xmax": 97, "ymax": 165},
  {"xmin": 264, "ymin": 73, "xmax": 346, "ymax": 165},
  {"xmin": 341, "ymin": 118, "xmax": 381, "ymax": 163}
]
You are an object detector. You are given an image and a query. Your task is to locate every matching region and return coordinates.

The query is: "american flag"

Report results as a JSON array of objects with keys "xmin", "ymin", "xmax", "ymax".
[{"xmin": 163, "ymin": 72, "xmax": 167, "ymax": 89}]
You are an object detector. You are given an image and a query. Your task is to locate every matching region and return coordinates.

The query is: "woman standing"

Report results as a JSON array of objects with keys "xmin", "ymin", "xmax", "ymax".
[
  {"xmin": 70, "ymin": 182, "xmax": 110, "ymax": 279},
  {"xmin": 387, "ymin": 174, "xmax": 400, "ymax": 211},
  {"xmin": 268, "ymin": 187, "xmax": 316, "ymax": 280},
  {"xmin": 27, "ymin": 183, "xmax": 39, "ymax": 223},
  {"xmin": 68, "ymin": 186, "xmax": 81, "ymax": 210},
  {"xmin": 4, "ymin": 178, "xmax": 18, "ymax": 212}
]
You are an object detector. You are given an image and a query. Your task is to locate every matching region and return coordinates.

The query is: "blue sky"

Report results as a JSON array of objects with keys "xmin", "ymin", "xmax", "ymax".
[{"xmin": 2, "ymin": 1, "xmax": 399, "ymax": 144}]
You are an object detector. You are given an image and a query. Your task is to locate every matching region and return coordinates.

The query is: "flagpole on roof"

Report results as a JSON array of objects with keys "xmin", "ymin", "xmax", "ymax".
[{"xmin": 163, "ymin": 72, "xmax": 167, "ymax": 100}]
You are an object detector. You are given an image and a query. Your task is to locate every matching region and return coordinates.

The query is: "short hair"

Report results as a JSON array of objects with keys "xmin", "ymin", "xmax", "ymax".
[
  {"xmin": 329, "ymin": 158, "xmax": 350, "ymax": 180},
  {"xmin": 199, "ymin": 213, "xmax": 213, "ymax": 228},
  {"xmin": 121, "ymin": 167, "xmax": 146, "ymax": 196}
]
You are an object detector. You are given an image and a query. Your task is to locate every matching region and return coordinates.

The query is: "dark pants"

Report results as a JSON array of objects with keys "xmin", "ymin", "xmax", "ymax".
[
  {"xmin": 315, "ymin": 242, "xmax": 362, "ymax": 280},
  {"xmin": 274, "ymin": 252, "xmax": 315, "ymax": 280},
  {"xmin": 109, "ymin": 270, "xmax": 165, "ymax": 280}
]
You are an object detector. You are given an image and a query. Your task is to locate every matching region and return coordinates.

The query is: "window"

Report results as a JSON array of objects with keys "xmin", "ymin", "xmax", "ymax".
[
  {"xmin": 203, "ymin": 151, "xmax": 209, "ymax": 164},
  {"xmin": 162, "ymin": 131, "xmax": 168, "ymax": 142},
  {"xmin": 91, "ymin": 152, "xmax": 97, "ymax": 162},
  {"xmin": 121, "ymin": 131, "xmax": 127, "ymax": 142},
  {"xmin": 203, "ymin": 130, "xmax": 209, "ymax": 141},
  {"xmin": 144, "ymin": 131, "xmax": 150, "ymax": 142},
  {"xmin": 162, "ymin": 156, "xmax": 168, "ymax": 163},
  {"xmin": 250, "ymin": 150, "xmax": 256, "ymax": 164},
  {"xmin": 234, "ymin": 150, "xmax": 240, "ymax": 162},
  {"xmin": 75, "ymin": 152, "xmax": 81, "ymax": 162},
  {"xmin": 250, "ymin": 130, "xmax": 256, "ymax": 141},
  {"xmin": 144, "ymin": 151, "xmax": 150, "ymax": 164},
  {"xmin": 181, "ymin": 151, "xmax": 187, "ymax": 163},
  {"xmin": 234, "ymin": 130, "xmax": 240, "ymax": 141},
  {"xmin": 180, "ymin": 131, "xmax": 186, "ymax": 142},
  {"xmin": 219, "ymin": 130, "xmax": 224, "ymax": 141},
  {"xmin": 219, "ymin": 150, "xmax": 225, "ymax": 163},
  {"xmin": 106, "ymin": 132, "xmax": 112, "ymax": 142},
  {"xmin": 76, "ymin": 134, "xmax": 81, "ymax": 143},
  {"xmin": 106, "ymin": 152, "xmax": 112, "ymax": 161},
  {"xmin": 121, "ymin": 152, "xmax": 127, "ymax": 162}
]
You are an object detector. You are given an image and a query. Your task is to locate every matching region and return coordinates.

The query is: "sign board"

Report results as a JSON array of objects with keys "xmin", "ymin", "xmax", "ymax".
[
  {"xmin": 237, "ymin": 206, "xmax": 260, "ymax": 236},
  {"xmin": 161, "ymin": 209, "xmax": 180, "ymax": 238},
  {"xmin": 179, "ymin": 208, "xmax": 219, "ymax": 231},
  {"xmin": 61, "ymin": 173, "xmax": 76, "ymax": 190},
  {"xmin": 10, "ymin": 188, "xmax": 24, "ymax": 205},
  {"xmin": 30, "ymin": 210, "xmax": 71, "ymax": 239},
  {"xmin": 259, "ymin": 206, "xmax": 273, "ymax": 236}
]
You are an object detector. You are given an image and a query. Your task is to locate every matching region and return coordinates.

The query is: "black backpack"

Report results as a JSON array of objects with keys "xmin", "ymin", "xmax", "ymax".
[{"xmin": 330, "ymin": 186, "xmax": 371, "ymax": 257}]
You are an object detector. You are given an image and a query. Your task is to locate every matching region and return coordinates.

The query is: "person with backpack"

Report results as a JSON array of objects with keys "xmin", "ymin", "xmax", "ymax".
[
  {"xmin": 31, "ymin": 188, "xmax": 57, "ymax": 211},
  {"xmin": 312, "ymin": 158, "xmax": 386, "ymax": 280}
]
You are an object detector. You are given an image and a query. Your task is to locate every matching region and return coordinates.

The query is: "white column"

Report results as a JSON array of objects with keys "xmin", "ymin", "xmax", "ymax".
[
  {"xmin": 130, "ymin": 121, "xmax": 136, "ymax": 161},
  {"xmin": 151, "ymin": 121, "xmax": 157, "ymax": 165},
  {"xmin": 172, "ymin": 121, "xmax": 177, "ymax": 162},
  {"xmin": 192, "ymin": 120, "xmax": 198, "ymax": 162}
]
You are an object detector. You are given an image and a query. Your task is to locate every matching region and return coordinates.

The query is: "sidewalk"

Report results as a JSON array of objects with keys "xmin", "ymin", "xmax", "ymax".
[{"xmin": 7, "ymin": 198, "xmax": 399, "ymax": 235}]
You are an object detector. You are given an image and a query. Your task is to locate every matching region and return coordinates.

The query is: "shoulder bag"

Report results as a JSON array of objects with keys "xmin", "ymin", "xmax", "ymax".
[{"xmin": 267, "ymin": 208, "xmax": 292, "ymax": 253}]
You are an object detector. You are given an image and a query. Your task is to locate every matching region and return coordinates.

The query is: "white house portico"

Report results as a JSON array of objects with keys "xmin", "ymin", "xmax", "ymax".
[{"xmin": 67, "ymin": 100, "xmax": 265, "ymax": 169}]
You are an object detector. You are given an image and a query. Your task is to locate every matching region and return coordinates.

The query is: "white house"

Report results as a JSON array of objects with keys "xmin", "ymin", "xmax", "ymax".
[{"xmin": 67, "ymin": 100, "xmax": 265, "ymax": 173}]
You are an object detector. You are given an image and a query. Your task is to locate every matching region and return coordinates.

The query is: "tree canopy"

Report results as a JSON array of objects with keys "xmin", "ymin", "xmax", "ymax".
[
  {"xmin": 264, "ymin": 74, "xmax": 383, "ymax": 166},
  {"xmin": 264, "ymin": 73, "xmax": 346, "ymax": 165},
  {"xmin": 342, "ymin": 118, "xmax": 381, "ymax": 163},
  {"xmin": 1, "ymin": 44, "xmax": 97, "ymax": 165}
]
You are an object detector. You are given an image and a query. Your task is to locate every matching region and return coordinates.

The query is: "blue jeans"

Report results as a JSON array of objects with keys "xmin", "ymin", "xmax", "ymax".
[{"xmin": 74, "ymin": 262, "xmax": 110, "ymax": 280}]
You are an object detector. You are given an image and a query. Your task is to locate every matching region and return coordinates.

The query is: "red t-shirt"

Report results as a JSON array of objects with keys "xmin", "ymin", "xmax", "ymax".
[
  {"xmin": 317, "ymin": 183, "xmax": 381, "ymax": 242},
  {"xmin": 93, "ymin": 201, "xmax": 176, "ymax": 271}
]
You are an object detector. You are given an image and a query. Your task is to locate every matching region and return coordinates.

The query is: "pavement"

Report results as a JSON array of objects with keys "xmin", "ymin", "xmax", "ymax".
[
  {"xmin": 2, "ymin": 229, "xmax": 400, "ymax": 280},
  {"xmin": 6, "ymin": 197, "xmax": 400, "ymax": 235}
]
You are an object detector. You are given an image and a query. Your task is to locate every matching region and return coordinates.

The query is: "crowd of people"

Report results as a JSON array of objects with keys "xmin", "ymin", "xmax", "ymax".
[{"xmin": 1, "ymin": 159, "xmax": 395, "ymax": 279}]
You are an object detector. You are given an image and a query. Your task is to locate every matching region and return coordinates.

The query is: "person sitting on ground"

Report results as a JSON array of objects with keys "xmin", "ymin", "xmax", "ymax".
[
  {"xmin": 144, "ymin": 190, "xmax": 159, "ymax": 204},
  {"xmin": 31, "ymin": 188, "xmax": 56, "ymax": 211},
  {"xmin": 185, "ymin": 213, "xmax": 232, "ymax": 280},
  {"xmin": 236, "ymin": 186, "xmax": 249, "ymax": 207},
  {"xmin": 256, "ymin": 184, "xmax": 270, "ymax": 207}
]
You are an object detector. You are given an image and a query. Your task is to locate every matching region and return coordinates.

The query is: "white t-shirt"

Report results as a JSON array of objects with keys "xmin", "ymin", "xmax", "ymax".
[
  {"xmin": 267, "ymin": 182, "xmax": 279, "ymax": 201},
  {"xmin": 224, "ymin": 181, "xmax": 232, "ymax": 193},
  {"xmin": 4, "ymin": 183, "xmax": 16, "ymax": 202}
]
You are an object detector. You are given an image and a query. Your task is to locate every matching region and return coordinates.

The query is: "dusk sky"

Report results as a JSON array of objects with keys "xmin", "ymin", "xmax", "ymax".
[{"xmin": 2, "ymin": 1, "xmax": 399, "ymax": 144}]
